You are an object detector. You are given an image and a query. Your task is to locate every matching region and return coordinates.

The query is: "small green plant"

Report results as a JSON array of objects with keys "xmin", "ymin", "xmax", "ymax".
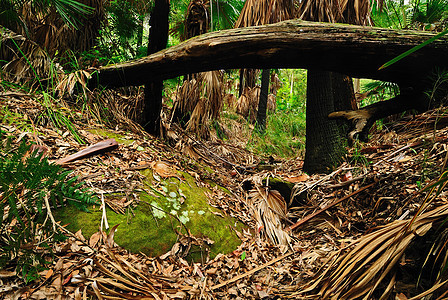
[
  {"xmin": 0, "ymin": 131, "xmax": 97, "ymax": 282},
  {"xmin": 247, "ymin": 110, "xmax": 306, "ymax": 158},
  {"xmin": 350, "ymin": 140, "xmax": 370, "ymax": 167},
  {"xmin": 39, "ymin": 92, "xmax": 84, "ymax": 144}
]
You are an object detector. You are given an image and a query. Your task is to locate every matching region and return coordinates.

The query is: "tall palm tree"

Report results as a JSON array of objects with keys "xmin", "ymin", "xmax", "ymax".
[
  {"xmin": 170, "ymin": 0, "xmax": 242, "ymax": 138},
  {"xmin": 298, "ymin": 0, "xmax": 374, "ymax": 174},
  {"xmin": 235, "ymin": 0, "xmax": 294, "ymax": 131}
]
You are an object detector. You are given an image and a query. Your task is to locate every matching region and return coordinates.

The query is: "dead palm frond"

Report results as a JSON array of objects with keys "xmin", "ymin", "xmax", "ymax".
[
  {"xmin": 304, "ymin": 203, "xmax": 448, "ymax": 299},
  {"xmin": 18, "ymin": 0, "xmax": 104, "ymax": 56},
  {"xmin": 235, "ymin": 0, "xmax": 294, "ymax": 28},
  {"xmin": 56, "ymin": 69, "xmax": 92, "ymax": 97},
  {"xmin": 245, "ymin": 176, "xmax": 291, "ymax": 247},
  {"xmin": 182, "ymin": 0, "xmax": 209, "ymax": 41},
  {"xmin": 236, "ymin": 86, "xmax": 260, "ymax": 122},
  {"xmin": 1, "ymin": 27, "xmax": 55, "ymax": 86},
  {"xmin": 236, "ymin": 87, "xmax": 276, "ymax": 122},
  {"xmin": 185, "ymin": 71, "xmax": 224, "ymax": 137},
  {"xmin": 297, "ymin": 0, "xmax": 374, "ymax": 25}
]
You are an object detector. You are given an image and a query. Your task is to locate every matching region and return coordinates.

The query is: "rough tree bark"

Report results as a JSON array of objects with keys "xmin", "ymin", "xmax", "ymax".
[
  {"xmin": 303, "ymin": 70, "xmax": 347, "ymax": 173},
  {"xmin": 142, "ymin": 0, "xmax": 170, "ymax": 136},
  {"xmin": 92, "ymin": 20, "xmax": 448, "ymax": 88},
  {"xmin": 256, "ymin": 69, "xmax": 270, "ymax": 132}
]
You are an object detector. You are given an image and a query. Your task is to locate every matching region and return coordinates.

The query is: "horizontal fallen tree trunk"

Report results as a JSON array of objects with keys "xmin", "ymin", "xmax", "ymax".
[{"xmin": 91, "ymin": 19, "xmax": 448, "ymax": 89}]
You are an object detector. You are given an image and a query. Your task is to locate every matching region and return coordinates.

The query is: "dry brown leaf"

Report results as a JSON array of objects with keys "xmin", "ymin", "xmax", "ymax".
[
  {"xmin": 89, "ymin": 231, "xmax": 102, "ymax": 248},
  {"xmin": 396, "ymin": 293, "xmax": 408, "ymax": 300},
  {"xmin": 106, "ymin": 224, "xmax": 120, "ymax": 248},
  {"xmin": 151, "ymin": 161, "xmax": 178, "ymax": 178},
  {"xmin": 284, "ymin": 174, "xmax": 309, "ymax": 183}
]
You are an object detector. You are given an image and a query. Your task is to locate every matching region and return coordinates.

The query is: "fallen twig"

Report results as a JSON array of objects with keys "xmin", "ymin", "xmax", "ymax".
[
  {"xmin": 210, "ymin": 252, "xmax": 293, "ymax": 291},
  {"xmin": 286, "ymin": 182, "xmax": 376, "ymax": 232}
]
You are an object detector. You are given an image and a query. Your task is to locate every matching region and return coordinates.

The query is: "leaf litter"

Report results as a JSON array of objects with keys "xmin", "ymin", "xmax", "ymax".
[{"xmin": 2, "ymin": 90, "xmax": 448, "ymax": 299}]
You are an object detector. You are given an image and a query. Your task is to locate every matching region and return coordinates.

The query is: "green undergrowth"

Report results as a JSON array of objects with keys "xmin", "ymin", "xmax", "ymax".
[
  {"xmin": 247, "ymin": 110, "xmax": 306, "ymax": 159},
  {"xmin": 55, "ymin": 167, "xmax": 245, "ymax": 262},
  {"xmin": 0, "ymin": 132, "xmax": 97, "ymax": 282}
]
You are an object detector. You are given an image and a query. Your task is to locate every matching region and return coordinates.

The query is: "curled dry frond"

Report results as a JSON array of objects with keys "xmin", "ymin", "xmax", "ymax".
[
  {"xmin": 19, "ymin": 0, "xmax": 105, "ymax": 56},
  {"xmin": 56, "ymin": 69, "xmax": 92, "ymax": 96},
  {"xmin": 183, "ymin": 0, "xmax": 209, "ymax": 41},
  {"xmin": 245, "ymin": 176, "xmax": 291, "ymax": 247},
  {"xmin": 305, "ymin": 203, "xmax": 448, "ymax": 299},
  {"xmin": 236, "ymin": 87, "xmax": 276, "ymax": 122},
  {"xmin": 174, "ymin": 71, "xmax": 224, "ymax": 138}
]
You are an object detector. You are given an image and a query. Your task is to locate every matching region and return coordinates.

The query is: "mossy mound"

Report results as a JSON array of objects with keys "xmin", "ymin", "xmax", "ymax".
[{"xmin": 55, "ymin": 170, "xmax": 245, "ymax": 261}]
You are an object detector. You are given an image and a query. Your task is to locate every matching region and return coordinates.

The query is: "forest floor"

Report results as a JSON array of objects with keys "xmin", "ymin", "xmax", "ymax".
[{"xmin": 2, "ymin": 89, "xmax": 448, "ymax": 299}]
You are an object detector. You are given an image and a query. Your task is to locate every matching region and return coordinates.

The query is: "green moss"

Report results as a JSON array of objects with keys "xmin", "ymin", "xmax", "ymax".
[
  {"xmin": 87, "ymin": 129, "xmax": 134, "ymax": 145},
  {"xmin": 54, "ymin": 169, "xmax": 246, "ymax": 261}
]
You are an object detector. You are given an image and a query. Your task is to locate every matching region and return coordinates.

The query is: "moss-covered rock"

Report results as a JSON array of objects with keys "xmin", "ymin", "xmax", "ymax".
[{"xmin": 55, "ymin": 169, "xmax": 245, "ymax": 261}]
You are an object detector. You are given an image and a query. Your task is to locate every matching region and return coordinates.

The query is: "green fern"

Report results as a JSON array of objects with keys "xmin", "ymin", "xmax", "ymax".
[{"xmin": 0, "ymin": 130, "xmax": 98, "ymax": 281}]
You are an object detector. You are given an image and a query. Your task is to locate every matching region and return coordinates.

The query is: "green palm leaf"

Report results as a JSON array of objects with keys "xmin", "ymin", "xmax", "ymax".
[{"xmin": 379, "ymin": 28, "xmax": 448, "ymax": 70}]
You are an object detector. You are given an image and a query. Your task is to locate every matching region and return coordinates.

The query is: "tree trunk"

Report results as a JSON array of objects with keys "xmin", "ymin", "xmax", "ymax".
[
  {"xmin": 91, "ymin": 20, "xmax": 448, "ymax": 89},
  {"xmin": 256, "ymin": 69, "xmax": 270, "ymax": 132},
  {"xmin": 141, "ymin": 0, "xmax": 170, "ymax": 136},
  {"xmin": 303, "ymin": 70, "xmax": 347, "ymax": 174},
  {"xmin": 331, "ymin": 72, "xmax": 357, "ymax": 137}
]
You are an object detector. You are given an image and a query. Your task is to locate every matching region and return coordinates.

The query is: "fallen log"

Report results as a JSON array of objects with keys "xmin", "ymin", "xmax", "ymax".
[{"xmin": 91, "ymin": 19, "xmax": 448, "ymax": 89}]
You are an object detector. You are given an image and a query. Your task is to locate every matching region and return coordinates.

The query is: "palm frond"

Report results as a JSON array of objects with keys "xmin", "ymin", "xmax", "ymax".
[
  {"xmin": 185, "ymin": 71, "xmax": 224, "ymax": 137},
  {"xmin": 245, "ymin": 176, "xmax": 291, "ymax": 247},
  {"xmin": 235, "ymin": 0, "xmax": 294, "ymax": 28},
  {"xmin": 1, "ymin": 27, "xmax": 55, "ymax": 86},
  {"xmin": 305, "ymin": 204, "xmax": 448, "ymax": 299},
  {"xmin": 297, "ymin": 0, "xmax": 374, "ymax": 25},
  {"xmin": 183, "ymin": 0, "xmax": 209, "ymax": 41},
  {"xmin": 18, "ymin": 0, "xmax": 104, "ymax": 56}
]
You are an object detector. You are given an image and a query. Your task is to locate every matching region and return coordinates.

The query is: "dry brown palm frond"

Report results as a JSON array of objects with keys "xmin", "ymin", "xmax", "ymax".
[
  {"xmin": 186, "ymin": 97, "xmax": 211, "ymax": 138},
  {"xmin": 236, "ymin": 86, "xmax": 259, "ymax": 122},
  {"xmin": 183, "ymin": 0, "xmax": 210, "ymax": 41},
  {"xmin": 184, "ymin": 71, "xmax": 224, "ymax": 137},
  {"xmin": 56, "ymin": 69, "xmax": 92, "ymax": 96},
  {"xmin": 223, "ymin": 93, "xmax": 237, "ymax": 110},
  {"xmin": 19, "ymin": 0, "xmax": 104, "ymax": 56},
  {"xmin": 270, "ymin": 72, "xmax": 281, "ymax": 96},
  {"xmin": 245, "ymin": 176, "xmax": 291, "ymax": 247},
  {"xmin": 236, "ymin": 86, "xmax": 276, "ymax": 122},
  {"xmin": 303, "ymin": 203, "xmax": 448, "ymax": 299},
  {"xmin": 235, "ymin": 0, "xmax": 294, "ymax": 28},
  {"xmin": 1, "ymin": 28, "xmax": 56, "ymax": 85},
  {"xmin": 200, "ymin": 70, "xmax": 223, "ymax": 120},
  {"xmin": 172, "ymin": 75, "xmax": 201, "ymax": 122},
  {"xmin": 297, "ymin": 0, "xmax": 374, "ymax": 25}
]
